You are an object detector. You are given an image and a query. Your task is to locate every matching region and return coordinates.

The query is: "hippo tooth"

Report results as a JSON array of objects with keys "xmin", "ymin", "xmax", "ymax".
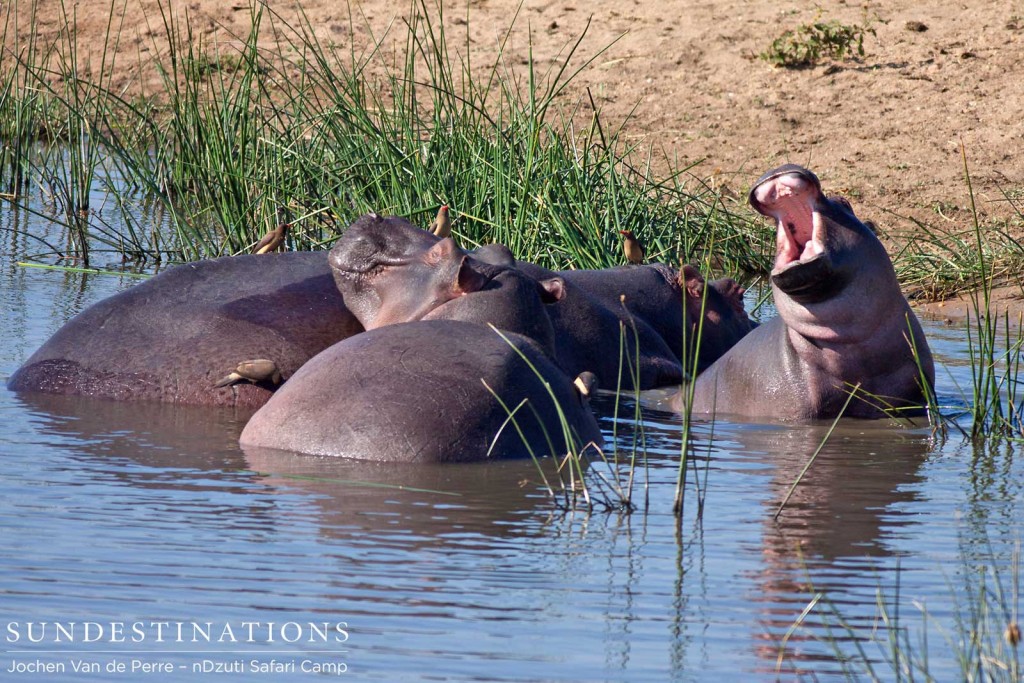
[
  {"xmin": 801, "ymin": 211, "xmax": 827, "ymax": 261},
  {"xmin": 776, "ymin": 220, "xmax": 801, "ymax": 266}
]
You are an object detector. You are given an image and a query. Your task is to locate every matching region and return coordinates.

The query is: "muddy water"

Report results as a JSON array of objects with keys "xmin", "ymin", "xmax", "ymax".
[{"xmin": 1, "ymin": 212, "xmax": 1021, "ymax": 682}]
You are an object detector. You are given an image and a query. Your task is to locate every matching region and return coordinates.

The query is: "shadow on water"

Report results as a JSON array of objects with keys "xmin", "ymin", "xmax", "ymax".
[
  {"xmin": 15, "ymin": 391, "xmax": 253, "ymax": 474},
  {"xmin": 241, "ymin": 444, "xmax": 562, "ymax": 543}
]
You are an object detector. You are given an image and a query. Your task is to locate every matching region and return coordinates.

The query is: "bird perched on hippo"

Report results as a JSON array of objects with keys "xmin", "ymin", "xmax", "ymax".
[
  {"xmin": 239, "ymin": 319, "xmax": 603, "ymax": 462},
  {"xmin": 680, "ymin": 164, "xmax": 934, "ymax": 420}
]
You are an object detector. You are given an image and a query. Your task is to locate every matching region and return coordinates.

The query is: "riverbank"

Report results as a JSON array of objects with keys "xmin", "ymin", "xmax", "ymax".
[
  {"xmin": 4, "ymin": 0, "xmax": 1022, "ymax": 300},
  {"xmin": 9, "ymin": 0, "xmax": 1021, "ymax": 226}
]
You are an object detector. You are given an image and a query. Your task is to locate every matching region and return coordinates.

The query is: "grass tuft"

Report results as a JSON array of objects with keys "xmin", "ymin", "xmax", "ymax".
[
  {"xmin": 0, "ymin": 0, "xmax": 770, "ymax": 272},
  {"xmin": 760, "ymin": 12, "xmax": 877, "ymax": 68}
]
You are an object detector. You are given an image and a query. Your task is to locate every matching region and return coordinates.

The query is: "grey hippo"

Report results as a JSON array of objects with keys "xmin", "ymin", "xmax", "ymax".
[
  {"xmin": 681, "ymin": 164, "xmax": 934, "ymax": 420},
  {"xmin": 239, "ymin": 320, "xmax": 602, "ymax": 462},
  {"xmin": 7, "ymin": 253, "xmax": 363, "ymax": 408},
  {"xmin": 328, "ymin": 214, "xmax": 566, "ymax": 354}
]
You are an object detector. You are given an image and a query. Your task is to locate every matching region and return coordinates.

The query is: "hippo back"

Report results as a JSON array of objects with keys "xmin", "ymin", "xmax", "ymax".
[
  {"xmin": 240, "ymin": 320, "xmax": 603, "ymax": 462},
  {"xmin": 8, "ymin": 252, "xmax": 363, "ymax": 408}
]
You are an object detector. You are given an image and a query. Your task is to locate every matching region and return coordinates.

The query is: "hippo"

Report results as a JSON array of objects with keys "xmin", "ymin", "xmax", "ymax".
[
  {"xmin": 239, "ymin": 320, "xmax": 602, "ymax": 462},
  {"xmin": 241, "ymin": 213, "xmax": 604, "ymax": 462},
  {"xmin": 470, "ymin": 243, "xmax": 755, "ymax": 386},
  {"xmin": 7, "ymin": 253, "xmax": 363, "ymax": 408},
  {"xmin": 561, "ymin": 263, "xmax": 755, "ymax": 374},
  {"xmin": 331, "ymin": 214, "xmax": 734, "ymax": 390},
  {"xmin": 681, "ymin": 164, "xmax": 934, "ymax": 420}
]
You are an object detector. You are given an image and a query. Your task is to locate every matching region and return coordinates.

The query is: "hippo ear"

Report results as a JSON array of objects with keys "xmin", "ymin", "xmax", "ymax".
[
  {"xmin": 829, "ymin": 194, "xmax": 853, "ymax": 210},
  {"xmin": 714, "ymin": 278, "xmax": 748, "ymax": 316},
  {"xmin": 425, "ymin": 236, "xmax": 460, "ymax": 265},
  {"xmin": 680, "ymin": 264, "xmax": 705, "ymax": 300},
  {"xmin": 573, "ymin": 371, "xmax": 598, "ymax": 403},
  {"xmin": 536, "ymin": 277, "xmax": 566, "ymax": 303},
  {"xmin": 455, "ymin": 256, "xmax": 491, "ymax": 294}
]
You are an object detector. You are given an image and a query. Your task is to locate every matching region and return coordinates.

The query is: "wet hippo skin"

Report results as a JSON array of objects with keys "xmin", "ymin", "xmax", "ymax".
[
  {"xmin": 240, "ymin": 320, "xmax": 602, "ymax": 462},
  {"xmin": 471, "ymin": 246, "xmax": 756, "ymax": 388}
]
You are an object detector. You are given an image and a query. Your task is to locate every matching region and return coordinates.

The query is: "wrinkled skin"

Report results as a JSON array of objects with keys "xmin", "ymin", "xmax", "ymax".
[
  {"xmin": 328, "ymin": 214, "xmax": 454, "ymax": 329},
  {"xmin": 330, "ymin": 214, "xmax": 751, "ymax": 392},
  {"xmin": 329, "ymin": 214, "xmax": 566, "ymax": 354},
  {"xmin": 694, "ymin": 274, "xmax": 757, "ymax": 371},
  {"xmin": 685, "ymin": 164, "xmax": 934, "ymax": 420},
  {"xmin": 471, "ymin": 247, "xmax": 755, "ymax": 387},
  {"xmin": 8, "ymin": 253, "xmax": 363, "ymax": 408},
  {"xmin": 240, "ymin": 320, "xmax": 602, "ymax": 462}
]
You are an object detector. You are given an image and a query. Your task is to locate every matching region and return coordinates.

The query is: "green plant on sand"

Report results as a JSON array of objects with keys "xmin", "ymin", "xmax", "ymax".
[{"xmin": 760, "ymin": 14, "xmax": 877, "ymax": 68}]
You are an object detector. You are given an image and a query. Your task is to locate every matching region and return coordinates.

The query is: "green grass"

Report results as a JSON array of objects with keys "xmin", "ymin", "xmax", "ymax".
[
  {"xmin": 893, "ymin": 217, "xmax": 1024, "ymax": 302},
  {"xmin": 910, "ymin": 148, "xmax": 1024, "ymax": 441},
  {"xmin": 0, "ymin": 0, "xmax": 771, "ymax": 272}
]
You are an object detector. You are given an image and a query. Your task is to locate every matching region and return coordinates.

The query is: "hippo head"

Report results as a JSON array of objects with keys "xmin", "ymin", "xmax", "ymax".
[
  {"xmin": 749, "ymin": 164, "xmax": 900, "ymax": 331},
  {"xmin": 680, "ymin": 265, "xmax": 756, "ymax": 371},
  {"xmin": 330, "ymin": 213, "xmax": 485, "ymax": 329},
  {"xmin": 329, "ymin": 214, "xmax": 565, "ymax": 352}
]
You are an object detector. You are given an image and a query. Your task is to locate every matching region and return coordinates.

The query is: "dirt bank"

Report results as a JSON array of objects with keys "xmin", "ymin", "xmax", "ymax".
[{"xmin": 9, "ymin": 0, "xmax": 1024, "ymax": 257}]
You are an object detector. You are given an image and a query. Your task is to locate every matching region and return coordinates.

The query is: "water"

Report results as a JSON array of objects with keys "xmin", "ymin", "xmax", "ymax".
[{"xmin": 1, "ymin": 207, "xmax": 1022, "ymax": 682}]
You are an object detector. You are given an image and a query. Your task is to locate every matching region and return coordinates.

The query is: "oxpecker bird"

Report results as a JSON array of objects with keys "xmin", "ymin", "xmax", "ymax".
[
  {"xmin": 430, "ymin": 205, "xmax": 452, "ymax": 238},
  {"xmin": 253, "ymin": 224, "xmax": 289, "ymax": 254},
  {"xmin": 620, "ymin": 230, "xmax": 645, "ymax": 265},
  {"xmin": 214, "ymin": 359, "xmax": 282, "ymax": 388}
]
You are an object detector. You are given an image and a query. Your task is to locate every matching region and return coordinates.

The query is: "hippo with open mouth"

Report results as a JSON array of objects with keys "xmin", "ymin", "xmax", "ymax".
[{"xmin": 682, "ymin": 164, "xmax": 934, "ymax": 420}]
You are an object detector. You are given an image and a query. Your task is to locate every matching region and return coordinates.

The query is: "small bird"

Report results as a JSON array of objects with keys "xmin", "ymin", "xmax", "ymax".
[
  {"xmin": 430, "ymin": 205, "xmax": 451, "ymax": 238},
  {"xmin": 620, "ymin": 230, "xmax": 645, "ymax": 264},
  {"xmin": 252, "ymin": 223, "xmax": 289, "ymax": 254},
  {"xmin": 573, "ymin": 371, "xmax": 598, "ymax": 405},
  {"xmin": 214, "ymin": 359, "xmax": 282, "ymax": 388}
]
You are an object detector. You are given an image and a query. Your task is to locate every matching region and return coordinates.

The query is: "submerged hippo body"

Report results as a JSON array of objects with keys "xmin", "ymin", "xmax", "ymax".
[
  {"xmin": 8, "ymin": 253, "xmax": 363, "ymax": 408},
  {"xmin": 560, "ymin": 264, "xmax": 755, "ymax": 375},
  {"xmin": 529, "ymin": 271, "xmax": 687, "ymax": 389},
  {"xmin": 240, "ymin": 320, "xmax": 602, "ymax": 462},
  {"xmin": 329, "ymin": 213, "xmax": 751, "ymax": 397},
  {"xmin": 275, "ymin": 213, "xmax": 603, "ymax": 462},
  {"xmin": 687, "ymin": 165, "xmax": 934, "ymax": 420},
  {"xmin": 472, "ymin": 246, "xmax": 755, "ymax": 387}
]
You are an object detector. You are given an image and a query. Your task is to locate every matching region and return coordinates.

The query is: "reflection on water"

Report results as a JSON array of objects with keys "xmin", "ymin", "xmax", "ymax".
[{"xmin": 2, "ymin": 215, "xmax": 1023, "ymax": 681}]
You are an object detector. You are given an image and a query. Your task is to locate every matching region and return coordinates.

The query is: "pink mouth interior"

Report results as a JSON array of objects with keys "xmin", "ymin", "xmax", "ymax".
[{"xmin": 753, "ymin": 174, "xmax": 825, "ymax": 271}]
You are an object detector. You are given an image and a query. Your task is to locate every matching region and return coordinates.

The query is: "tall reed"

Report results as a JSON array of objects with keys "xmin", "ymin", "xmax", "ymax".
[{"xmin": 0, "ymin": 0, "xmax": 770, "ymax": 271}]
